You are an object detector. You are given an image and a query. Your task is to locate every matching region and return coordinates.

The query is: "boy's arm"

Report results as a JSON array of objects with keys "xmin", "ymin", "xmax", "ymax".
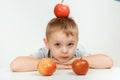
[
  {"xmin": 10, "ymin": 56, "xmax": 40, "ymax": 72},
  {"xmin": 59, "ymin": 54, "xmax": 113, "ymax": 69},
  {"xmin": 10, "ymin": 56, "xmax": 72, "ymax": 71},
  {"xmin": 83, "ymin": 54, "xmax": 113, "ymax": 69}
]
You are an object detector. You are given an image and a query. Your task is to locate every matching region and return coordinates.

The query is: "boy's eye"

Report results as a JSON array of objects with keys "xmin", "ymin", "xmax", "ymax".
[
  {"xmin": 54, "ymin": 43, "xmax": 60, "ymax": 47},
  {"xmin": 68, "ymin": 43, "xmax": 74, "ymax": 47}
]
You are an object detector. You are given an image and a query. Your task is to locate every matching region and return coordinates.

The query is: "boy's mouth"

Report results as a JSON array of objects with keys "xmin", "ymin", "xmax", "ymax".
[{"xmin": 60, "ymin": 56, "xmax": 69, "ymax": 60}]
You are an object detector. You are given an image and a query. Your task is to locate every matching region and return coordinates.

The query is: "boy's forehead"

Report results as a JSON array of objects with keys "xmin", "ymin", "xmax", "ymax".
[
  {"xmin": 50, "ymin": 30, "xmax": 77, "ymax": 36},
  {"xmin": 50, "ymin": 31, "xmax": 71, "ymax": 37},
  {"xmin": 48, "ymin": 31, "xmax": 78, "ymax": 42}
]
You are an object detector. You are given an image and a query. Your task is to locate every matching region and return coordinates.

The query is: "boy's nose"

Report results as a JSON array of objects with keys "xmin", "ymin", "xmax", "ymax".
[{"xmin": 62, "ymin": 46, "xmax": 68, "ymax": 53}]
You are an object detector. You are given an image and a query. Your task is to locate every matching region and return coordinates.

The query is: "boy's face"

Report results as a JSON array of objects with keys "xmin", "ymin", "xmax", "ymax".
[{"xmin": 44, "ymin": 31, "xmax": 78, "ymax": 63}]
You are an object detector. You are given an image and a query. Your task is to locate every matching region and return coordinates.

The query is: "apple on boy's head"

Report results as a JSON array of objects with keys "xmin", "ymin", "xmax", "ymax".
[{"xmin": 54, "ymin": 0, "xmax": 70, "ymax": 18}]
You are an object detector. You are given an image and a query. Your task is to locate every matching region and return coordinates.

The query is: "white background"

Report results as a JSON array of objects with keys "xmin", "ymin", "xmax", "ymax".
[{"xmin": 0, "ymin": 0, "xmax": 120, "ymax": 68}]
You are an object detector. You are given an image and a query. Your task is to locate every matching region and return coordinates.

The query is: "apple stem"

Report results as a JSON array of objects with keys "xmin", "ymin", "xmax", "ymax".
[{"xmin": 61, "ymin": 0, "xmax": 64, "ymax": 3}]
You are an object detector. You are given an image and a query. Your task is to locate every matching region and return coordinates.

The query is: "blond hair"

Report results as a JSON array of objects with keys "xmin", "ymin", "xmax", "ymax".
[{"xmin": 46, "ymin": 17, "xmax": 78, "ymax": 40}]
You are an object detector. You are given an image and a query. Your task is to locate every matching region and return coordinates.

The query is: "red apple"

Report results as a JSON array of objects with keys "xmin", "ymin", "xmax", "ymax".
[
  {"xmin": 37, "ymin": 58, "xmax": 56, "ymax": 76},
  {"xmin": 54, "ymin": 3, "xmax": 70, "ymax": 18},
  {"xmin": 72, "ymin": 58, "xmax": 89, "ymax": 75}
]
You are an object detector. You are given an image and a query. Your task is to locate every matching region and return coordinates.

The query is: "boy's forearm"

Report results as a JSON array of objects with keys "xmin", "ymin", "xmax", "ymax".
[
  {"xmin": 10, "ymin": 56, "xmax": 40, "ymax": 72},
  {"xmin": 82, "ymin": 54, "xmax": 113, "ymax": 69},
  {"xmin": 62, "ymin": 54, "xmax": 113, "ymax": 69}
]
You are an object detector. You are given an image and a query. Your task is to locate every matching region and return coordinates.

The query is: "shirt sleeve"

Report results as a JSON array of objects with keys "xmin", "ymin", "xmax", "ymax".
[
  {"xmin": 31, "ymin": 47, "xmax": 49, "ymax": 59},
  {"xmin": 75, "ymin": 44, "xmax": 90, "ymax": 57}
]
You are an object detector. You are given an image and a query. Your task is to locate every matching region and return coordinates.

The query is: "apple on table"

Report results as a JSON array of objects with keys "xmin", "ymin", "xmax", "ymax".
[
  {"xmin": 72, "ymin": 58, "xmax": 89, "ymax": 75},
  {"xmin": 37, "ymin": 58, "xmax": 56, "ymax": 76}
]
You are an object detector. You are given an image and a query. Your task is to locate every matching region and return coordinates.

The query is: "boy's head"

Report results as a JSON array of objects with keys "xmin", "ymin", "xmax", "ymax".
[
  {"xmin": 44, "ymin": 17, "xmax": 79, "ymax": 63},
  {"xmin": 46, "ymin": 17, "xmax": 78, "ymax": 40}
]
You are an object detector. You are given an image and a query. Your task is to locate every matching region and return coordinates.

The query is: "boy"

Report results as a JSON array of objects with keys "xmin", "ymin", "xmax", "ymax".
[{"xmin": 10, "ymin": 17, "xmax": 113, "ymax": 72}]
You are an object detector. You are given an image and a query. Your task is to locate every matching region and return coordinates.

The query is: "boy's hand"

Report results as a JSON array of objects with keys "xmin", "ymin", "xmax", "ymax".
[
  {"xmin": 52, "ymin": 58, "xmax": 72, "ymax": 69},
  {"xmin": 52, "ymin": 58, "xmax": 77, "ymax": 69},
  {"xmin": 56, "ymin": 64, "xmax": 72, "ymax": 69}
]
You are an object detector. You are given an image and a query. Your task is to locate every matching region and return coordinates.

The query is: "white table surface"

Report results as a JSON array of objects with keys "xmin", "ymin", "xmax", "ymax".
[{"xmin": 1, "ymin": 67, "xmax": 120, "ymax": 80}]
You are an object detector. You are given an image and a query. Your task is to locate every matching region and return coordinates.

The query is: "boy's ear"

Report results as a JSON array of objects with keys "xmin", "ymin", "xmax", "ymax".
[{"xmin": 43, "ymin": 38, "xmax": 49, "ymax": 48}]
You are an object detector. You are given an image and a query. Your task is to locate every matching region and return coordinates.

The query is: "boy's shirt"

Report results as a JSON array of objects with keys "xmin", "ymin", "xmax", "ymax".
[{"xmin": 31, "ymin": 44, "xmax": 90, "ymax": 59}]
